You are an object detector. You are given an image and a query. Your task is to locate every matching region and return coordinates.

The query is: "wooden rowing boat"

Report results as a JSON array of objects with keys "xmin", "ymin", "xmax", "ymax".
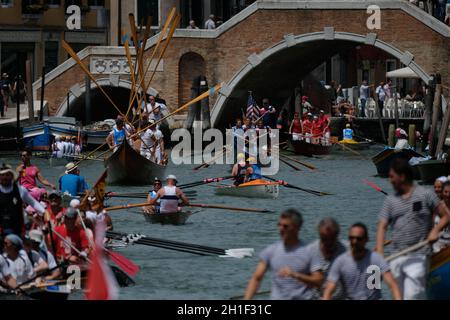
[
  {"xmin": 143, "ymin": 211, "xmax": 193, "ymax": 226},
  {"xmin": 289, "ymin": 140, "xmax": 332, "ymax": 157},
  {"xmin": 371, "ymin": 148, "xmax": 424, "ymax": 177},
  {"xmin": 337, "ymin": 140, "xmax": 373, "ymax": 151},
  {"xmin": 105, "ymin": 140, "xmax": 166, "ymax": 185},
  {"xmin": 412, "ymin": 160, "xmax": 450, "ymax": 184},
  {"xmin": 215, "ymin": 179, "xmax": 279, "ymax": 199},
  {"xmin": 428, "ymin": 247, "xmax": 450, "ymax": 299}
]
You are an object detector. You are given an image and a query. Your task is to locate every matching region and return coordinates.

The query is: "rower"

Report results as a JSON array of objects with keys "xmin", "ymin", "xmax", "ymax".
[
  {"xmin": 59, "ymin": 163, "xmax": 89, "ymax": 197},
  {"xmin": 52, "ymin": 208, "xmax": 90, "ymax": 265},
  {"xmin": 319, "ymin": 110, "xmax": 331, "ymax": 146},
  {"xmin": 302, "ymin": 113, "xmax": 313, "ymax": 143},
  {"xmin": 434, "ymin": 176, "xmax": 448, "ymax": 200},
  {"xmin": 140, "ymin": 120, "xmax": 165, "ymax": 164},
  {"xmin": 144, "ymin": 178, "xmax": 163, "ymax": 215},
  {"xmin": 3, "ymin": 234, "xmax": 35, "ymax": 285},
  {"xmin": 342, "ymin": 124, "xmax": 354, "ymax": 142},
  {"xmin": 24, "ymin": 230, "xmax": 61, "ymax": 281},
  {"xmin": 231, "ymin": 154, "xmax": 247, "ymax": 186},
  {"xmin": 149, "ymin": 175, "xmax": 190, "ymax": 214},
  {"xmin": 0, "ymin": 236, "xmax": 17, "ymax": 290},
  {"xmin": 289, "ymin": 112, "xmax": 303, "ymax": 141},
  {"xmin": 311, "ymin": 116, "xmax": 322, "ymax": 145},
  {"xmin": 107, "ymin": 118, "xmax": 128, "ymax": 152},
  {"xmin": 245, "ymin": 157, "xmax": 262, "ymax": 183},
  {"xmin": 46, "ymin": 191, "xmax": 66, "ymax": 227},
  {"xmin": 0, "ymin": 164, "xmax": 48, "ymax": 237},
  {"xmin": 16, "ymin": 149, "xmax": 55, "ymax": 192},
  {"xmin": 394, "ymin": 128, "xmax": 411, "ymax": 150},
  {"xmin": 434, "ymin": 181, "xmax": 450, "ymax": 253}
]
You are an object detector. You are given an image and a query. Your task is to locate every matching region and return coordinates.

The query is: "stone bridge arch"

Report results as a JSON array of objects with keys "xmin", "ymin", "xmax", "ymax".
[{"xmin": 211, "ymin": 30, "xmax": 433, "ymax": 127}]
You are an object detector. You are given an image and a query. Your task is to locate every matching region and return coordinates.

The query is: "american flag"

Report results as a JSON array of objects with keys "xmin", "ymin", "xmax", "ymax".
[{"xmin": 245, "ymin": 92, "xmax": 260, "ymax": 122}]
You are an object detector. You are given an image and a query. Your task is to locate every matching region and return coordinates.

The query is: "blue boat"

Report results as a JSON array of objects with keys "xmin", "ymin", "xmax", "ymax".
[
  {"xmin": 371, "ymin": 148, "xmax": 424, "ymax": 177},
  {"xmin": 428, "ymin": 247, "xmax": 450, "ymax": 300}
]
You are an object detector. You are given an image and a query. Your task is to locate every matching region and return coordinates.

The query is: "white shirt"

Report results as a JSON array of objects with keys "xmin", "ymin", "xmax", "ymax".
[
  {"xmin": 395, "ymin": 138, "xmax": 410, "ymax": 150},
  {"xmin": 5, "ymin": 250, "xmax": 35, "ymax": 285},
  {"xmin": 141, "ymin": 129, "xmax": 163, "ymax": 150},
  {"xmin": 0, "ymin": 255, "xmax": 11, "ymax": 280},
  {"xmin": 0, "ymin": 184, "xmax": 46, "ymax": 215},
  {"xmin": 205, "ymin": 19, "xmax": 216, "ymax": 29},
  {"xmin": 85, "ymin": 210, "xmax": 97, "ymax": 225}
]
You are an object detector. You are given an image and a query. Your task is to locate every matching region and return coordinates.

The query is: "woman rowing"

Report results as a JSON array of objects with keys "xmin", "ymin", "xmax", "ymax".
[
  {"xmin": 245, "ymin": 157, "xmax": 262, "ymax": 183},
  {"xmin": 289, "ymin": 112, "xmax": 303, "ymax": 141},
  {"xmin": 144, "ymin": 178, "xmax": 163, "ymax": 214}
]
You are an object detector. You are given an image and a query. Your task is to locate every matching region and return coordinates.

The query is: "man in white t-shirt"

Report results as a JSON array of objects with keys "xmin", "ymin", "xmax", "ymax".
[
  {"xmin": 140, "ymin": 120, "xmax": 165, "ymax": 164},
  {"xmin": 0, "ymin": 239, "xmax": 16, "ymax": 289}
]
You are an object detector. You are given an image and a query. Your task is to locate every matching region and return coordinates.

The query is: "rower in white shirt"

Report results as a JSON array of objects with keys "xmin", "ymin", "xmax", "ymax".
[{"xmin": 140, "ymin": 120, "xmax": 165, "ymax": 164}]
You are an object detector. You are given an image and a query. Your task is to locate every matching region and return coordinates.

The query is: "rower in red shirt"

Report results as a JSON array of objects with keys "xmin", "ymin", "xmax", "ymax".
[
  {"xmin": 289, "ymin": 112, "xmax": 303, "ymax": 141},
  {"xmin": 312, "ymin": 116, "xmax": 323, "ymax": 145},
  {"xmin": 47, "ymin": 191, "xmax": 66, "ymax": 227},
  {"xmin": 51, "ymin": 208, "xmax": 90, "ymax": 264},
  {"xmin": 302, "ymin": 113, "xmax": 313, "ymax": 143},
  {"xmin": 318, "ymin": 110, "xmax": 331, "ymax": 129}
]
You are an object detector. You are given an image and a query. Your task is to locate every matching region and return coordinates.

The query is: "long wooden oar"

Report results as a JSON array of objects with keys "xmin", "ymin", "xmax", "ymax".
[
  {"xmin": 386, "ymin": 239, "xmax": 431, "ymax": 262},
  {"xmin": 187, "ymin": 203, "xmax": 273, "ymax": 213},
  {"xmin": 264, "ymin": 176, "xmax": 332, "ymax": 196},
  {"xmin": 178, "ymin": 176, "xmax": 234, "ymax": 189},
  {"xmin": 279, "ymin": 154, "xmax": 317, "ymax": 171},
  {"xmin": 193, "ymin": 146, "xmax": 230, "ymax": 171},
  {"xmin": 279, "ymin": 157, "xmax": 302, "ymax": 171},
  {"xmin": 336, "ymin": 142, "xmax": 365, "ymax": 157}
]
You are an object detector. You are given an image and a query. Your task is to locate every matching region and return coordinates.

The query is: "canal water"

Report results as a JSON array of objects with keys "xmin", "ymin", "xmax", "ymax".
[{"xmin": 1, "ymin": 145, "xmax": 411, "ymax": 300}]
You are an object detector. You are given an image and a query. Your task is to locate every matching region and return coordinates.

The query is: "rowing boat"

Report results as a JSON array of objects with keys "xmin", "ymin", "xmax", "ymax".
[
  {"xmin": 412, "ymin": 160, "xmax": 450, "ymax": 184},
  {"xmin": 337, "ymin": 139, "xmax": 373, "ymax": 151},
  {"xmin": 428, "ymin": 247, "xmax": 450, "ymax": 299},
  {"xmin": 105, "ymin": 140, "xmax": 166, "ymax": 185},
  {"xmin": 372, "ymin": 148, "xmax": 424, "ymax": 177},
  {"xmin": 143, "ymin": 211, "xmax": 193, "ymax": 226},
  {"xmin": 215, "ymin": 179, "xmax": 279, "ymax": 199},
  {"xmin": 289, "ymin": 140, "xmax": 332, "ymax": 157}
]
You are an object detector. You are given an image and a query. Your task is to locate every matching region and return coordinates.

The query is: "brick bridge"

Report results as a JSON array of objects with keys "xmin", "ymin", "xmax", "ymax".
[{"xmin": 33, "ymin": 0, "xmax": 450, "ymax": 128}]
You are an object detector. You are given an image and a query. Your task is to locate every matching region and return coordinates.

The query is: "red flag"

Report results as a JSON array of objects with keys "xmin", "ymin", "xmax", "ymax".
[{"xmin": 85, "ymin": 220, "xmax": 119, "ymax": 300}]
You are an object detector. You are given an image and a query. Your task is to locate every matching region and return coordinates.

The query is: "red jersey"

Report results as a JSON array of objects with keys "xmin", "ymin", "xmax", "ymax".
[
  {"xmin": 312, "ymin": 121, "xmax": 322, "ymax": 136},
  {"xmin": 302, "ymin": 120, "xmax": 313, "ymax": 134},
  {"xmin": 318, "ymin": 115, "xmax": 330, "ymax": 131},
  {"xmin": 292, "ymin": 119, "xmax": 302, "ymax": 134},
  {"xmin": 48, "ymin": 206, "xmax": 66, "ymax": 225},
  {"xmin": 52, "ymin": 225, "xmax": 89, "ymax": 261}
]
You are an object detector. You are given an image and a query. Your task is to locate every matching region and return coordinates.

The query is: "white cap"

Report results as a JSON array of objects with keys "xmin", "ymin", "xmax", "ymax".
[
  {"xmin": 70, "ymin": 199, "xmax": 81, "ymax": 208},
  {"xmin": 166, "ymin": 175, "xmax": 177, "ymax": 181}
]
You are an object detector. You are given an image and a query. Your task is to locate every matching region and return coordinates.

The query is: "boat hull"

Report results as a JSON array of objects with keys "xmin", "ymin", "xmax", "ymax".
[
  {"xmin": 428, "ymin": 247, "xmax": 450, "ymax": 300},
  {"xmin": 215, "ymin": 181, "xmax": 279, "ymax": 199},
  {"xmin": 290, "ymin": 140, "xmax": 332, "ymax": 157},
  {"xmin": 338, "ymin": 141, "xmax": 372, "ymax": 151},
  {"xmin": 144, "ymin": 211, "xmax": 192, "ymax": 226},
  {"xmin": 413, "ymin": 160, "xmax": 450, "ymax": 184},
  {"xmin": 105, "ymin": 141, "xmax": 166, "ymax": 185},
  {"xmin": 372, "ymin": 148, "xmax": 424, "ymax": 177}
]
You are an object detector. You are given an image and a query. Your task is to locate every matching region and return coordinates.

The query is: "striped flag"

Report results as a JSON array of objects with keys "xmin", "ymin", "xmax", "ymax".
[{"xmin": 245, "ymin": 92, "xmax": 260, "ymax": 122}]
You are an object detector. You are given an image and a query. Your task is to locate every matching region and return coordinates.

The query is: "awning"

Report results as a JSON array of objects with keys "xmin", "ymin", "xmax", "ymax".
[{"xmin": 386, "ymin": 67, "xmax": 420, "ymax": 79}]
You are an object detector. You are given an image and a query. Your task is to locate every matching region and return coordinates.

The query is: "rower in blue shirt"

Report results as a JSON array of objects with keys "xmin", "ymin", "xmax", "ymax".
[
  {"xmin": 145, "ymin": 177, "xmax": 162, "ymax": 214},
  {"xmin": 245, "ymin": 157, "xmax": 262, "ymax": 182},
  {"xmin": 342, "ymin": 124, "xmax": 354, "ymax": 142},
  {"xmin": 59, "ymin": 163, "xmax": 89, "ymax": 197}
]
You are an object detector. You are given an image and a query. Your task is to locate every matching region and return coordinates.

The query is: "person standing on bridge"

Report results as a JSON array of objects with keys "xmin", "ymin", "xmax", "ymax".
[
  {"xmin": 187, "ymin": 20, "xmax": 199, "ymax": 29},
  {"xmin": 376, "ymin": 82, "xmax": 386, "ymax": 118},
  {"xmin": 359, "ymin": 80, "xmax": 370, "ymax": 118},
  {"xmin": 205, "ymin": 14, "xmax": 216, "ymax": 29}
]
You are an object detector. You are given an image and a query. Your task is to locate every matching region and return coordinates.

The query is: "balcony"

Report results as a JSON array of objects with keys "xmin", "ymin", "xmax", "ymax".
[{"xmin": 22, "ymin": 1, "xmax": 49, "ymax": 21}]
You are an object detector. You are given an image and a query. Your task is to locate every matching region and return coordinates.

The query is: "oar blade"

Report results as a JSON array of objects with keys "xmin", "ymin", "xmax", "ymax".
[{"xmin": 107, "ymin": 251, "xmax": 140, "ymax": 277}]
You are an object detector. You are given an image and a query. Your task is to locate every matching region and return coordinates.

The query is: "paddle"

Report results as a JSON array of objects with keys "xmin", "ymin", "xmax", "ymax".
[
  {"xmin": 193, "ymin": 146, "xmax": 230, "ymax": 171},
  {"xmin": 279, "ymin": 154, "xmax": 317, "ymax": 171},
  {"xmin": 362, "ymin": 179, "xmax": 389, "ymax": 196},
  {"xmin": 264, "ymin": 176, "xmax": 332, "ymax": 196},
  {"xmin": 106, "ymin": 232, "xmax": 254, "ymax": 259},
  {"xmin": 178, "ymin": 176, "xmax": 234, "ymax": 189},
  {"xmin": 279, "ymin": 158, "xmax": 302, "ymax": 171},
  {"xmin": 386, "ymin": 239, "xmax": 432, "ymax": 262},
  {"xmin": 105, "ymin": 251, "xmax": 140, "ymax": 277},
  {"xmin": 187, "ymin": 203, "xmax": 273, "ymax": 213},
  {"xmin": 336, "ymin": 141, "xmax": 365, "ymax": 157}
]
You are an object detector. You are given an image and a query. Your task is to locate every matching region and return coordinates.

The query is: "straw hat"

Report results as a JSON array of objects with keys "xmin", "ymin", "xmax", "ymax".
[
  {"xmin": 0, "ymin": 164, "xmax": 18, "ymax": 180},
  {"xmin": 65, "ymin": 162, "xmax": 78, "ymax": 174}
]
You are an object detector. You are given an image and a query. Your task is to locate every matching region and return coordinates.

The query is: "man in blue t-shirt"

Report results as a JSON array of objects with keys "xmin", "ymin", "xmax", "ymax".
[{"xmin": 59, "ymin": 163, "xmax": 89, "ymax": 196}]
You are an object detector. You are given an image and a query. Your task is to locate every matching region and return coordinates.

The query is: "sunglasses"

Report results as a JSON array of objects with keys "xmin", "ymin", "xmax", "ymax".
[
  {"xmin": 349, "ymin": 236, "xmax": 366, "ymax": 241},
  {"xmin": 278, "ymin": 223, "xmax": 291, "ymax": 229}
]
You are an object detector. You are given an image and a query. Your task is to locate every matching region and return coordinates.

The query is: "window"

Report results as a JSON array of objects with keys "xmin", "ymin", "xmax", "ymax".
[
  {"xmin": 44, "ymin": 0, "xmax": 60, "ymax": 7},
  {"xmin": 88, "ymin": 0, "xmax": 104, "ymax": 8},
  {"xmin": 0, "ymin": 0, "xmax": 14, "ymax": 8},
  {"xmin": 65, "ymin": 0, "xmax": 81, "ymax": 10},
  {"xmin": 45, "ymin": 42, "xmax": 59, "ymax": 73},
  {"xmin": 136, "ymin": 0, "xmax": 159, "ymax": 27}
]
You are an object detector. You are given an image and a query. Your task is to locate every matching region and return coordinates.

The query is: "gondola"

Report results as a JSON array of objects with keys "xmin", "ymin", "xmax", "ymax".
[
  {"xmin": 412, "ymin": 160, "xmax": 450, "ymax": 184},
  {"xmin": 143, "ymin": 211, "xmax": 194, "ymax": 226},
  {"xmin": 372, "ymin": 148, "xmax": 424, "ymax": 177},
  {"xmin": 105, "ymin": 140, "xmax": 167, "ymax": 185},
  {"xmin": 289, "ymin": 140, "xmax": 332, "ymax": 157}
]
